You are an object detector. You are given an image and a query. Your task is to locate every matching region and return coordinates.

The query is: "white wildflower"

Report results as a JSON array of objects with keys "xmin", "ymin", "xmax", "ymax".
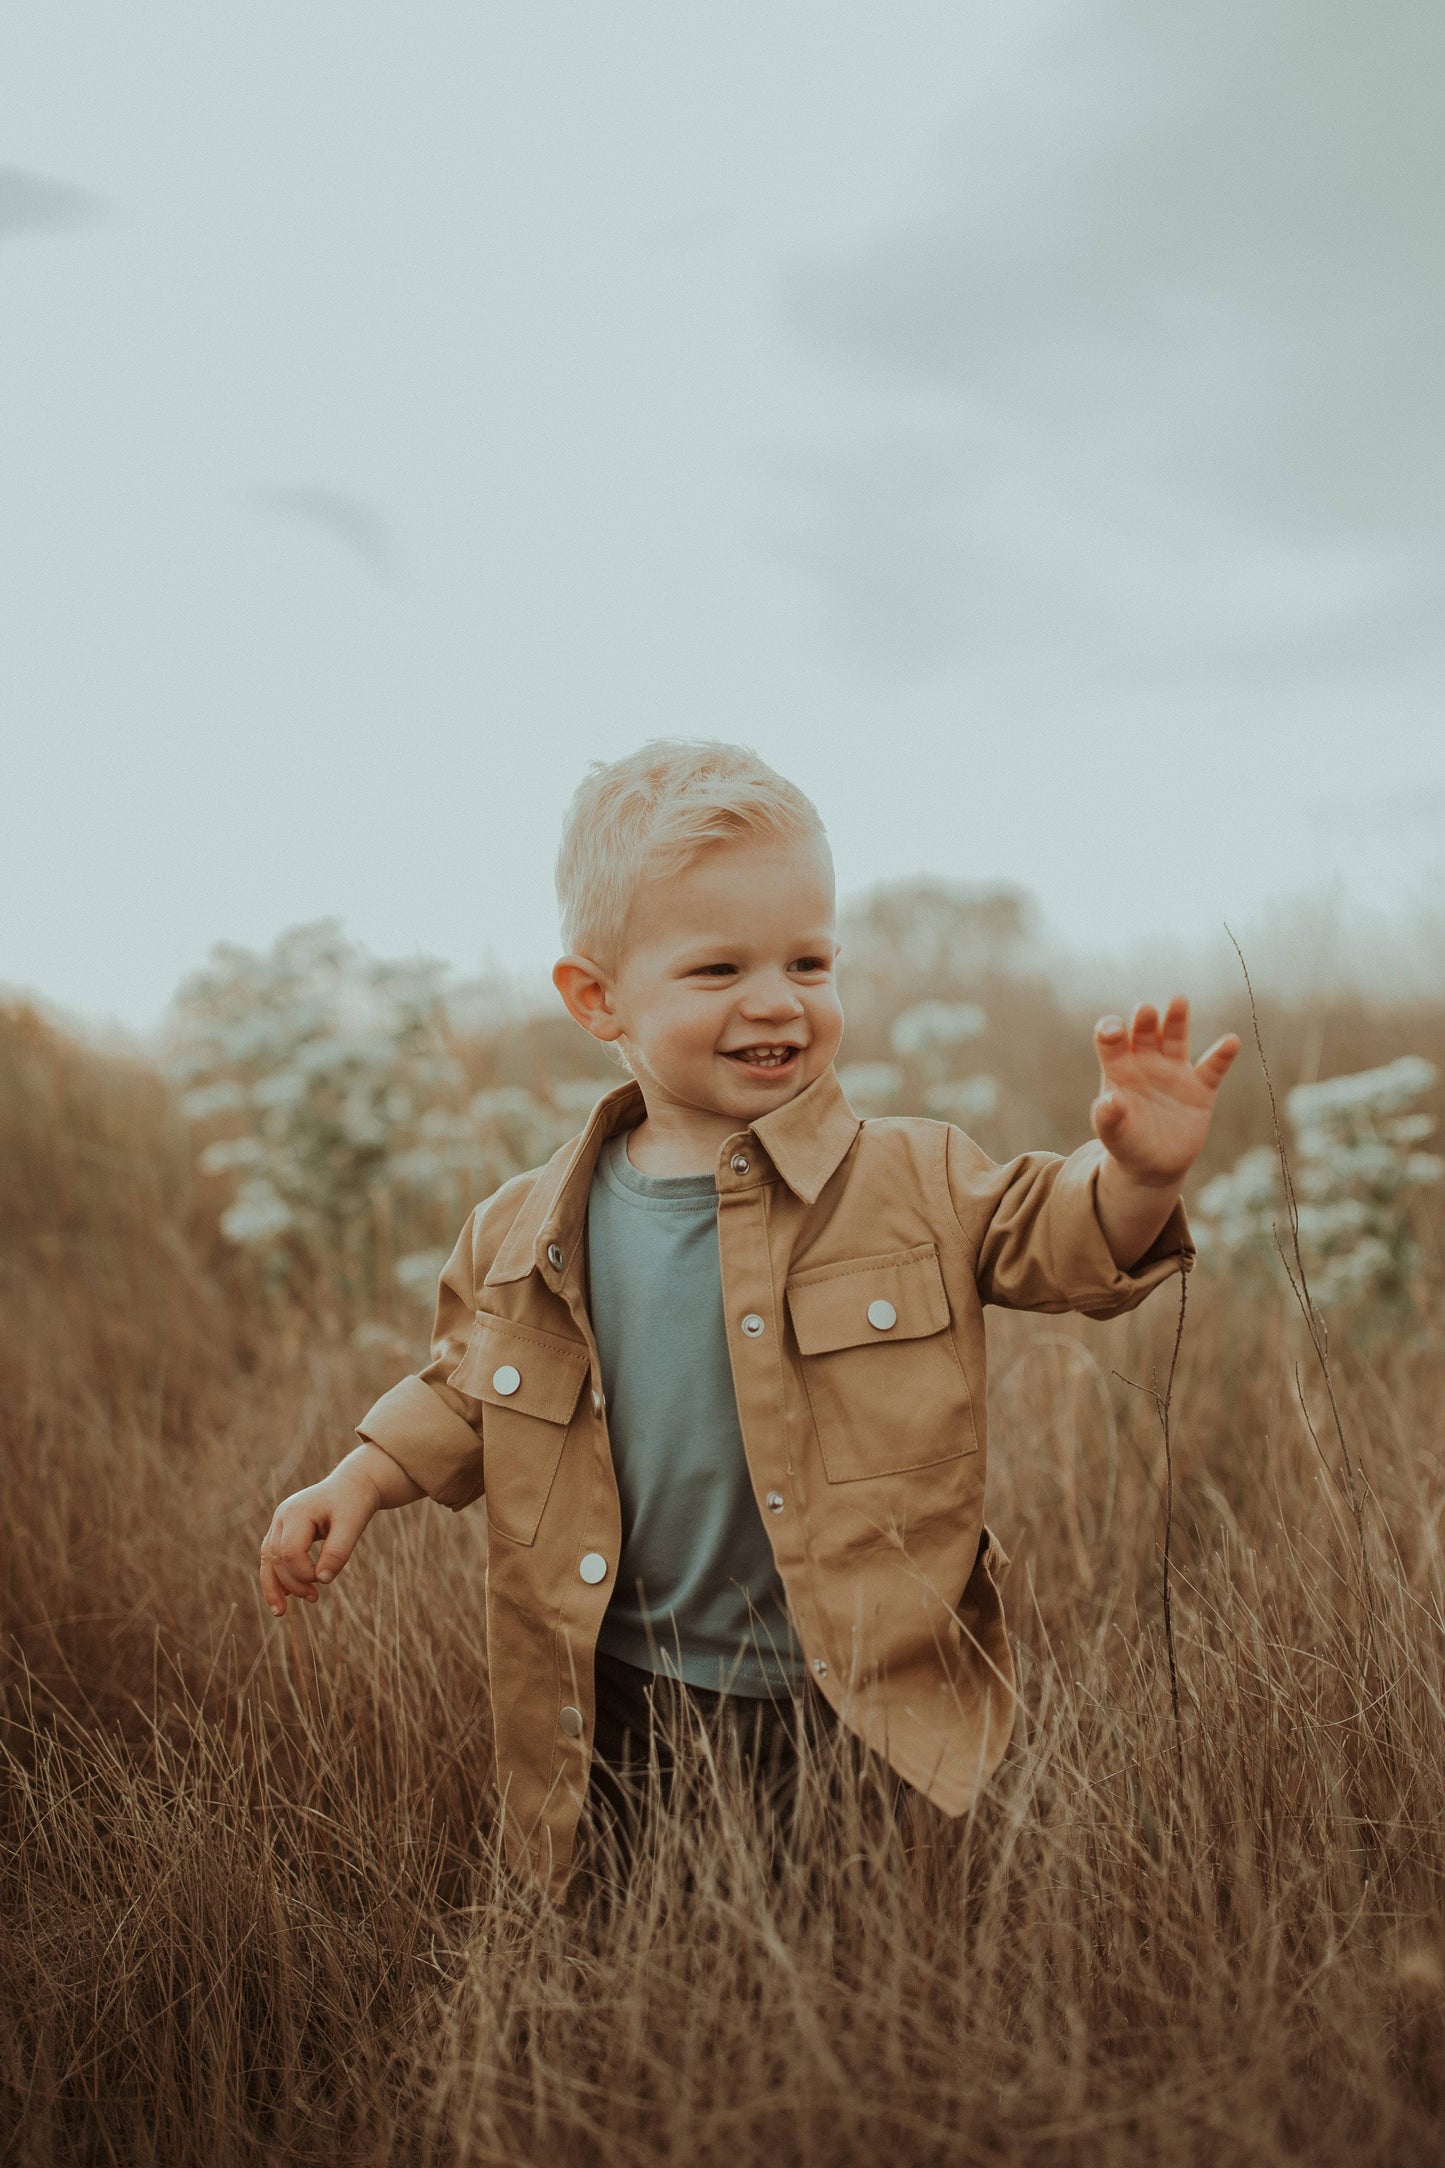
[
  {"xmin": 220, "ymin": 1179, "xmax": 294, "ymax": 1245},
  {"xmin": 1386, "ymin": 1112, "xmax": 1436, "ymax": 1145},
  {"xmin": 551, "ymin": 1078, "xmax": 611, "ymax": 1117},
  {"xmin": 1287, "ymin": 1055, "xmax": 1437, "ymax": 1127},
  {"xmin": 409, "ymin": 1054, "xmax": 466, "ymax": 1088},
  {"xmin": 338, "ymin": 1092, "xmax": 388, "ymax": 1150},
  {"xmin": 837, "ymin": 1063, "xmax": 904, "ymax": 1115},
  {"xmin": 1295, "ymin": 1198, "xmax": 1371, "ymax": 1245},
  {"xmin": 1196, "ymin": 1054, "xmax": 1438, "ymax": 1310},
  {"xmin": 386, "ymin": 1146, "xmax": 450, "ymax": 1188},
  {"xmin": 469, "ymin": 1087, "xmax": 543, "ymax": 1125},
  {"xmin": 1300, "ymin": 1139, "xmax": 1401, "ymax": 1191},
  {"xmin": 417, "ymin": 1107, "xmax": 475, "ymax": 1142},
  {"xmin": 295, "ymin": 1034, "xmax": 365, "ymax": 1077},
  {"xmin": 168, "ymin": 1042, "xmax": 223, "ymax": 1086},
  {"xmin": 927, "ymin": 1075, "xmax": 1000, "ymax": 1125},
  {"xmin": 890, "ymin": 1001, "xmax": 988, "ymax": 1060},
  {"xmin": 466, "ymin": 1084, "xmax": 572, "ymax": 1161},
  {"xmin": 180, "ymin": 1079, "xmax": 248, "ymax": 1120},
  {"xmin": 1314, "ymin": 1237, "xmax": 1394, "ymax": 1306},
  {"xmin": 251, "ymin": 1069, "xmax": 308, "ymax": 1109},
  {"xmin": 394, "ymin": 1249, "xmax": 449, "ymax": 1303},
  {"xmin": 219, "ymin": 1013, "xmax": 296, "ymax": 1065},
  {"xmin": 1195, "ymin": 1147, "xmax": 1280, "ymax": 1222},
  {"xmin": 199, "ymin": 1136, "xmax": 267, "ymax": 1175}
]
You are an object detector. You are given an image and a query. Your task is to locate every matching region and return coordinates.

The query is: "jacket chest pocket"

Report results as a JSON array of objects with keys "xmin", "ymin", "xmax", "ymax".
[
  {"xmin": 785, "ymin": 1243, "xmax": 979, "ymax": 1483},
  {"xmin": 447, "ymin": 1313, "xmax": 589, "ymax": 1545}
]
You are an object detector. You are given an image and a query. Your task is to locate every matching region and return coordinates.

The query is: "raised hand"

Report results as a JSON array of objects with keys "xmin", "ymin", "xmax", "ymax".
[{"xmin": 1091, "ymin": 996, "xmax": 1240, "ymax": 1191}]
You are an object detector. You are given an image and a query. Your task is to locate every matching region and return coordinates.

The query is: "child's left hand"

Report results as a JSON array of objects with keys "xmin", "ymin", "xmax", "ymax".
[{"xmin": 1091, "ymin": 997, "xmax": 1240, "ymax": 1189}]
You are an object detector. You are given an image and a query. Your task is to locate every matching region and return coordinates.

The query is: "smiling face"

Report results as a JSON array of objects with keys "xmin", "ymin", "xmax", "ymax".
[{"xmin": 552, "ymin": 831, "xmax": 844, "ymax": 1169}]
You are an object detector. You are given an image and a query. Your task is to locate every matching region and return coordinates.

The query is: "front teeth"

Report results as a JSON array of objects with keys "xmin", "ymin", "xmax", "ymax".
[{"xmin": 732, "ymin": 1048, "xmax": 795, "ymax": 1067}]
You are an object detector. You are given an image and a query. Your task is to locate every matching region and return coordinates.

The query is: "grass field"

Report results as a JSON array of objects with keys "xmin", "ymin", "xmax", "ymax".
[{"xmin": 3, "ymin": 996, "xmax": 1444, "ymax": 2166}]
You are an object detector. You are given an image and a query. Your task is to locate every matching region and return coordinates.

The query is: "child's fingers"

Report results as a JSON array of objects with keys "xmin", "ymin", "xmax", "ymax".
[
  {"xmin": 313, "ymin": 1501, "xmax": 369, "ymax": 1586},
  {"xmin": 1094, "ymin": 1015, "xmax": 1126, "ymax": 1068},
  {"xmin": 260, "ymin": 1503, "xmax": 323, "ymax": 1599},
  {"xmin": 1159, "ymin": 995, "xmax": 1191, "ymax": 1058},
  {"xmin": 1194, "ymin": 1032, "xmax": 1241, "ymax": 1089},
  {"xmin": 258, "ymin": 1550, "xmax": 316, "ymax": 1611},
  {"xmin": 269, "ymin": 1557, "xmax": 320, "ymax": 1601},
  {"xmin": 1128, "ymin": 1002, "xmax": 1160, "ymax": 1054}
]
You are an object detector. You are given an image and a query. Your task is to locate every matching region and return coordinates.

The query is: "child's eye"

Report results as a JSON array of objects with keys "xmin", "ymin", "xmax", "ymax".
[
  {"xmin": 691, "ymin": 963, "xmax": 738, "ymax": 978},
  {"xmin": 791, "ymin": 957, "xmax": 830, "ymax": 974}
]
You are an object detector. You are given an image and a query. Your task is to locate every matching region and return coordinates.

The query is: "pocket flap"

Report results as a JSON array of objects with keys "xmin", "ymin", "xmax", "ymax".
[
  {"xmin": 786, "ymin": 1243, "xmax": 951, "ymax": 1356},
  {"xmin": 447, "ymin": 1312, "xmax": 589, "ymax": 1426}
]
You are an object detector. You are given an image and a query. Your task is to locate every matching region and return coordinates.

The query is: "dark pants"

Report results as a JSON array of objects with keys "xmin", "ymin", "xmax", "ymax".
[{"xmin": 578, "ymin": 1649, "xmax": 903, "ymax": 1892}]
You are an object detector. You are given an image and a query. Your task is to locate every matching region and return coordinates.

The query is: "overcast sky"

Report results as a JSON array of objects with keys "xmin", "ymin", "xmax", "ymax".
[{"xmin": 3, "ymin": 1, "xmax": 1443, "ymax": 1033}]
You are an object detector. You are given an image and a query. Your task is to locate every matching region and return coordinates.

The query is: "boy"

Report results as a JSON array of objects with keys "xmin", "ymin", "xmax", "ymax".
[{"xmin": 258, "ymin": 741, "xmax": 1239, "ymax": 1901}]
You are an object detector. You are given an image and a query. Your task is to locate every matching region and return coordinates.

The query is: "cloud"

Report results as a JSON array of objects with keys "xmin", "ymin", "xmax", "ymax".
[
  {"xmin": 773, "ymin": 1, "xmax": 1445, "ymax": 682},
  {"xmin": 0, "ymin": 166, "xmax": 104, "ymax": 244},
  {"xmin": 252, "ymin": 486, "xmax": 397, "ymax": 579}
]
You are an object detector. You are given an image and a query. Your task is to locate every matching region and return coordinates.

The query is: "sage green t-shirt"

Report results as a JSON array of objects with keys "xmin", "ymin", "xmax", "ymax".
[{"xmin": 586, "ymin": 1131, "xmax": 807, "ymax": 1698}]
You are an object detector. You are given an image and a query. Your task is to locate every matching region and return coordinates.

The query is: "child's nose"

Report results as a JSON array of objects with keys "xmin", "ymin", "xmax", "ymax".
[{"xmin": 740, "ymin": 973, "xmax": 804, "ymax": 1019}]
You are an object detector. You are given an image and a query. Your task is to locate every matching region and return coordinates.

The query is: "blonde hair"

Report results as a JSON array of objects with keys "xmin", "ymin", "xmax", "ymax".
[{"xmin": 556, "ymin": 739, "xmax": 828, "ymax": 969}]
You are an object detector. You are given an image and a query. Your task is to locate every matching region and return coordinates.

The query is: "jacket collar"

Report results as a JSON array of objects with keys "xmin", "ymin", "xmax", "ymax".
[
  {"xmin": 483, "ymin": 1081, "xmax": 641, "ymax": 1286},
  {"xmin": 748, "ymin": 1062, "xmax": 862, "ymax": 1205},
  {"xmin": 483, "ymin": 1065, "xmax": 861, "ymax": 1287}
]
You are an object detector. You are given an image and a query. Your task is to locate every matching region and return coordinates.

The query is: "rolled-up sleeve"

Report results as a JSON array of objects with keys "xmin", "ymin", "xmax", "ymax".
[
  {"xmin": 947, "ymin": 1127, "xmax": 1193, "ymax": 1317},
  {"xmin": 355, "ymin": 1210, "xmax": 488, "ymax": 1508}
]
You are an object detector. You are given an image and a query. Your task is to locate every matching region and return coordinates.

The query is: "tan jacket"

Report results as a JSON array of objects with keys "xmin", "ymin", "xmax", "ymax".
[{"xmin": 357, "ymin": 1066, "xmax": 1191, "ymax": 1899}]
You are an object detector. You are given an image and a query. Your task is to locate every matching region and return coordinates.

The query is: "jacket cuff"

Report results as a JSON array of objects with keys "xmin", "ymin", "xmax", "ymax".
[
  {"xmin": 1059, "ymin": 1141, "xmax": 1194, "ymax": 1319},
  {"xmin": 355, "ymin": 1375, "xmax": 485, "ymax": 1510}
]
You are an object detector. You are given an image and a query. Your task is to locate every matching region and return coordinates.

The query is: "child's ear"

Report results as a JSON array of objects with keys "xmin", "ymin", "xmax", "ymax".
[{"xmin": 552, "ymin": 955, "xmax": 624, "ymax": 1043}]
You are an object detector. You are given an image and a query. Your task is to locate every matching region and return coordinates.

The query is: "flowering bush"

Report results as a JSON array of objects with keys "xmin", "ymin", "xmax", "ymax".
[
  {"xmin": 858, "ymin": 999, "xmax": 999, "ymax": 1131},
  {"xmin": 875, "ymin": 997, "xmax": 1000, "ymax": 1136},
  {"xmin": 1194, "ymin": 1055, "xmax": 1442, "ymax": 1308},
  {"xmin": 837, "ymin": 1004, "xmax": 1000, "ymax": 1127},
  {"xmin": 164, "ymin": 921, "xmax": 604, "ymax": 1307},
  {"xmin": 888, "ymin": 1000, "xmax": 988, "ymax": 1064}
]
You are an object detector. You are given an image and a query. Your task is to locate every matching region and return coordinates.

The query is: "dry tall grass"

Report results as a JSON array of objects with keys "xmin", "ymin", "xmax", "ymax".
[{"xmin": 3, "ymin": 1000, "xmax": 1444, "ymax": 2166}]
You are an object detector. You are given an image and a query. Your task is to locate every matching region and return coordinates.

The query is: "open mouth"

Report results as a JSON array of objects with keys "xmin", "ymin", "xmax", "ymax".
[{"xmin": 722, "ymin": 1045, "xmax": 803, "ymax": 1073}]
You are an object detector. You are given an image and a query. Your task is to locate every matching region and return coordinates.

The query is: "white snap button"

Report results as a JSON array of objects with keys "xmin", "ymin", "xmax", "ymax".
[
  {"xmin": 765, "ymin": 1490, "xmax": 784, "ymax": 1514},
  {"xmin": 741, "ymin": 1313, "xmax": 765, "ymax": 1337},
  {"xmin": 547, "ymin": 1242, "xmax": 565, "ymax": 1271},
  {"xmin": 866, "ymin": 1299, "xmax": 897, "ymax": 1331},
  {"xmin": 559, "ymin": 1705, "xmax": 584, "ymax": 1737},
  {"xmin": 812, "ymin": 1657, "xmax": 829, "ymax": 1677},
  {"xmin": 579, "ymin": 1552, "xmax": 608, "ymax": 1584},
  {"xmin": 491, "ymin": 1364, "xmax": 522, "ymax": 1395},
  {"xmin": 730, "ymin": 1153, "xmax": 750, "ymax": 1175},
  {"xmin": 591, "ymin": 1388, "xmax": 604, "ymax": 1415}
]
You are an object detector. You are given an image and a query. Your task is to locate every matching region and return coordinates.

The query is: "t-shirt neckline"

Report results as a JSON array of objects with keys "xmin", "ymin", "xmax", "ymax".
[{"xmin": 597, "ymin": 1129, "xmax": 719, "ymax": 1208}]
